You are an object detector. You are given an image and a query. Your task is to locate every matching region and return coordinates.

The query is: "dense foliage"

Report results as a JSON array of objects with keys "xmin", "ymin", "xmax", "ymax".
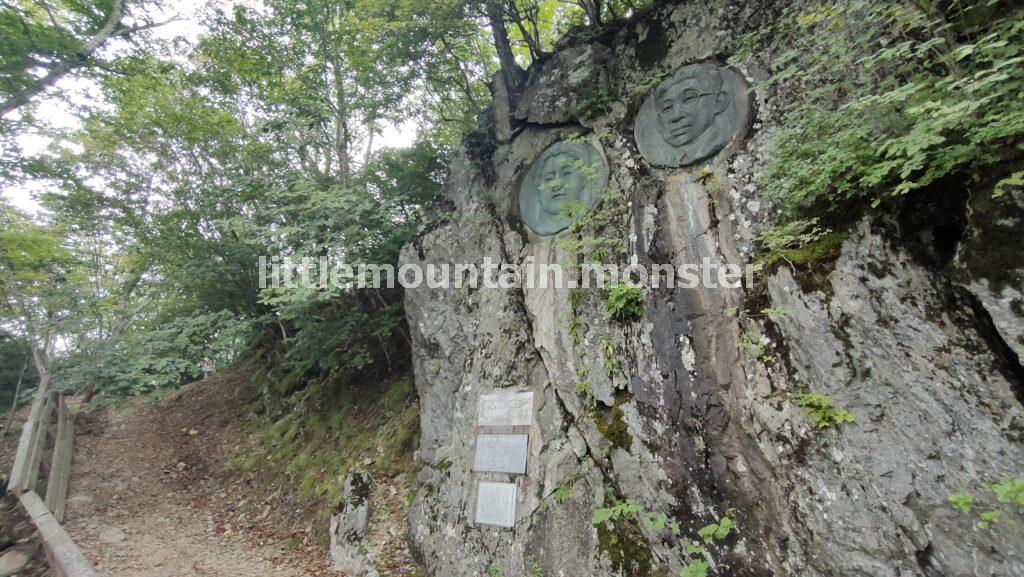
[
  {"xmin": 740, "ymin": 0, "xmax": 1024, "ymax": 258},
  {"xmin": 0, "ymin": 0, "xmax": 648, "ymax": 412},
  {"xmin": 0, "ymin": 331, "xmax": 37, "ymax": 409}
]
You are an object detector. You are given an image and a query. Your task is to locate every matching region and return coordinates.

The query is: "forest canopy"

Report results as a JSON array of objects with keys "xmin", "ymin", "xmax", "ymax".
[{"xmin": 0, "ymin": 0, "xmax": 650, "ymax": 411}]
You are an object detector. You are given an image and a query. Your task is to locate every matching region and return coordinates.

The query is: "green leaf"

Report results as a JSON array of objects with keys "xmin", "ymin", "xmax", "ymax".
[
  {"xmin": 680, "ymin": 560, "xmax": 710, "ymax": 577},
  {"xmin": 948, "ymin": 492, "xmax": 974, "ymax": 514},
  {"xmin": 592, "ymin": 508, "xmax": 614, "ymax": 525}
]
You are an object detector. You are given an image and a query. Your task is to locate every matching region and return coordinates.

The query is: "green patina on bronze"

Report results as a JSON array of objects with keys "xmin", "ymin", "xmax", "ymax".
[
  {"xmin": 519, "ymin": 140, "xmax": 609, "ymax": 237},
  {"xmin": 634, "ymin": 62, "xmax": 750, "ymax": 167}
]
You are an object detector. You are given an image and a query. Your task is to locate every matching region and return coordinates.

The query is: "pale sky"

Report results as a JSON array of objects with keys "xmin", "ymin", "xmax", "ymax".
[{"xmin": 2, "ymin": 0, "xmax": 416, "ymax": 214}]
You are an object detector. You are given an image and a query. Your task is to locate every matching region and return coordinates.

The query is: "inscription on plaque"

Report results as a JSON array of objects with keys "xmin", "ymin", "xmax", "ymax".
[
  {"xmin": 475, "ymin": 481, "xmax": 518, "ymax": 528},
  {"xmin": 473, "ymin": 434, "xmax": 529, "ymax": 474},
  {"xmin": 478, "ymin": 392, "xmax": 534, "ymax": 427}
]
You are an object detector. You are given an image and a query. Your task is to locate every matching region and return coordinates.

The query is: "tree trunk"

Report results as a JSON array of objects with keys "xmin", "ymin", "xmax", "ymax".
[
  {"xmin": 82, "ymin": 384, "xmax": 99, "ymax": 404},
  {"xmin": 440, "ymin": 36, "xmax": 480, "ymax": 107},
  {"xmin": 485, "ymin": 1, "xmax": 522, "ymax": 91},
  {"xmin": 2, "ymin": 355, "xmax": 30, "ymax": 438},
  {"xmin": 332, "ymin": 59, "xmax": 351, "ymax": 184}
]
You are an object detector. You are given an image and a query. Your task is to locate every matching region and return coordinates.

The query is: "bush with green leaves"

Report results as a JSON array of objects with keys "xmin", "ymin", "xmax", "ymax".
[
  {"xmin": 603, "ymin": 284, "xmax": 645, "ymax": 322},
  {"xmin": 739, "ymin": 1, "xmax": 1024, "ymax": 258},
  {"xmin": 53, "ymin": 311, "xmax": 248, "ymax": 397}
]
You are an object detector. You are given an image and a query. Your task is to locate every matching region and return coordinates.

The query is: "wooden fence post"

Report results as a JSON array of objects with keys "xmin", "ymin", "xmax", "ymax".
[
  {"xmin": 45, "ymin": 397, "xmax": 73, "ymax": 523},
  {"xmin": 19, "ymin": 491, "xmax": 98, "ymax": 577},
  {"xmin": 8, "ymin": 394, "xmax": 100, "ymax": 576},
  {"xmin": 8, "ymin": 388, "xmax": 51, "ymax": 494}
]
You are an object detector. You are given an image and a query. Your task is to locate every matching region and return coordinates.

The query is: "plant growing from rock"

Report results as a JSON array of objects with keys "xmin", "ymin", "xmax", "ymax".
[
  {"xmin": 567, "ymin": 288, "xmax": 585, "ymax": 346},
  {"xmin": 679, "ymin": 508, "xmax": 738, "ymax": 577},
  {"xmin": 680, "ymin": 559, "xmax": 710, "ymax": 577},
  {"xmin": 739, "ymin": 331, "xmax": 780, "ymax": 365},
  {"xmin": 793, "ymin": 392, "xmax": 855, "ymax": 428},
  {"xmin": 738, "ymin": 2, "xmax": 1024, "ymax": 265},
  {"xmin": 592, "ymin": 498, "xmax": 644, "ymax": 525},
  {"xmin": 949, "ymin": 491, "xmax": 974, "ymax": 513},
  {"xmin": 603, "ymin": 284, "xmax": 645, "ymax": 322},
  {"xmin": 575, "ymin": 380, "xmax": 592, "ymax": 397},
  {"xmin": 556, "ymin": 187, "xmax": 628, "ymax": 264},
  {"xmin": 600, "ymin": 335, "xmax": 621, "ymax": 378},
  {"xmin": 949, "ymin": 476, "xmax": 1024, "ymax": 529},
  {"xmin": 592, "ymin": 500, "xmax": 742, "ymax": 577},
  {"xmin": 553, "ymin": 485, "xmax": 574, "ymax": 505},
  {"xmin": 760, "ymin": 308, "xmax": 789, "ymax": 322}
]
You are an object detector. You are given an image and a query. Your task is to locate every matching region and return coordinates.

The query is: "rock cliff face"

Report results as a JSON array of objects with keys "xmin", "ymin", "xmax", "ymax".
[{"xmin": 399, "ymin": 1, "xmax": 1024, "ymax": 575}]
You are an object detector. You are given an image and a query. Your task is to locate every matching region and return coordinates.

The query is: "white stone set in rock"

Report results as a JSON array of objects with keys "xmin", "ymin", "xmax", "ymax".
[{"xmin": 471, "ymin": 391, "xmax": 535, "ymax": 529}]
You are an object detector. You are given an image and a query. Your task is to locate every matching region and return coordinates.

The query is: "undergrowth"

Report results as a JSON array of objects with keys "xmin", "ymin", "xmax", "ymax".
[
  {"xmin": 232, "ymin": 373, "xmax": 419, "ymax": 514},
  {"xmin": 591, "ymin": 498, "xmax": 739, "ymax": 577}
]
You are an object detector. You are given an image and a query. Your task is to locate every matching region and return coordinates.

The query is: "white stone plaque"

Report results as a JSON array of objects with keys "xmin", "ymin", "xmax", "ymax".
[
  {"xmin": 473, "ymin": 434, "xmax": 529, "ymax": 474},
  {"xmin": 478, "ymin": 392, "xmax": 534, "ymax": 427},
  {"xmin": 475, "ymin": 481, "xmax": 517, "ymax": 528}
]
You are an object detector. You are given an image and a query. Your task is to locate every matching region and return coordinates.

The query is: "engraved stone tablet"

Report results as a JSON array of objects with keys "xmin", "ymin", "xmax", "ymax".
[
  {"xmin": 478, "ymin": 392, "xmax": 534, "ymax": 427},
  {"xmin": 475, "ymin": 481, "xmax": 517, "ymax": 528},
  {"xmin": 519, "ymin": 140, "xmax": 608, "ymax": 237},
  {"xmin": 473, "ymin": 434, "xmax": 529, "ymax": 474},
  {"xmin": 634, "ymin": 63, "xmax": 750, "ymax": 167}
]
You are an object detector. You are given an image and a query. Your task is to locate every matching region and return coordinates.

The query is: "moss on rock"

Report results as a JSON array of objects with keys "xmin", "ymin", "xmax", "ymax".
[
  {"xmin": 596, "ymin": 516, "xmax": 652, "ymax": 576},
  {"xmin": 595, "ymin": 404, "xmax": 632, "ymax": 452}
]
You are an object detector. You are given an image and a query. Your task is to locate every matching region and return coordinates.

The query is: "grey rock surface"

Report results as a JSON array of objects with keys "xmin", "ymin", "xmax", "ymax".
[
  {"xmin": 767, "ymin": 221, "xmax": 1024, "ymax": 577},
  {"xmin": 329, "ymin": 471, "xmax": 376, "ymax": 576},
  {"xmin": 400, "ymin": 1, "xmax": 1024, "ymax": 576},
  {"xmin": 952, "ymin": 187, "xmax": 1024, "ymax": 364}
]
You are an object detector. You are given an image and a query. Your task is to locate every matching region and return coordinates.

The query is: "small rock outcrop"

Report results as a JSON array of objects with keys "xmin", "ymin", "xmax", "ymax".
[{"xmin": 329, "ymin": 471, "xmax": 376, "ymax": 576}]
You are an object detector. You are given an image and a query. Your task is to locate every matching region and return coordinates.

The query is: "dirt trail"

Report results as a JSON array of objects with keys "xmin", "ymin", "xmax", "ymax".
[{"xmin": 61, "ymin": 394, "xmax": 328, "ymax": 577}]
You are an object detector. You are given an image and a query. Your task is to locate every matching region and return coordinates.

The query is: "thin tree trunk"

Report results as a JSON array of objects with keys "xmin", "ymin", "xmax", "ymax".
[
  {"xmin": 507, "ymin": 3, "xmax": 543, "ymax": 61},
  {"xmin": 364, "ymin": 116, "xmax": 377, "ymax": 162},
  {"xmin": 82, "ymin": 385, "xmax": 99, "ymax": 404},
  {"xmin": 12, "ymin": 296, "xmax": 52, "ymax": 396},
  {"xmin": 29, "ymin": 337, "xmax": 52, "ymax": 395},
  {"xmin": 332, "ymin": 58, "xmax": 351, "ymax": 184},
  {"xmin": 2, "ymin": 355, "xmax": 30, "ymax": 438}
]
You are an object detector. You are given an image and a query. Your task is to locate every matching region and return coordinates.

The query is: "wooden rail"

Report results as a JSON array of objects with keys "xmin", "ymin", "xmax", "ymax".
[{"xmin": 7, "ymin": 389, "xmax": 100, "ymax": 576}]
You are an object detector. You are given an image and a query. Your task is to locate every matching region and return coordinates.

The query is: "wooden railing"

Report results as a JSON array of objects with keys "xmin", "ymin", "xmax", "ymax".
[{"xmin": 7, "ymin": 390, "xmax": 99, "ymax": 577}]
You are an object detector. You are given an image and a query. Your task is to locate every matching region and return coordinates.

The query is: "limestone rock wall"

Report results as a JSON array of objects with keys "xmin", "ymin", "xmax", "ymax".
[{"xmin": 399, "ymin": 1, "xmax": 1024, "ymax": 575}]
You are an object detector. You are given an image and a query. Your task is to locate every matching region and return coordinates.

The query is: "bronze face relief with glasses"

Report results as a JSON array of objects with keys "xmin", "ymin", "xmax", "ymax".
[{"xmin": 634, "ymin": 62, "xmax": 751, "ymax": 167}]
